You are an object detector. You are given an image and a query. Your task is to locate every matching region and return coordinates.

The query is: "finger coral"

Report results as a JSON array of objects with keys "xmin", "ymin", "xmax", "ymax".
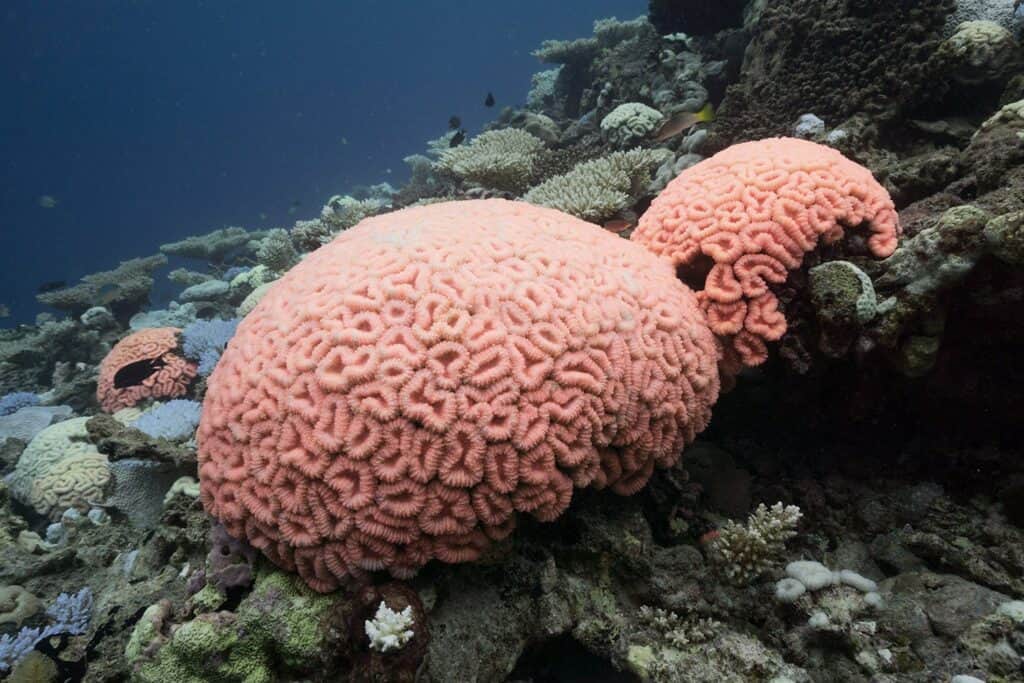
[
  {"xmin": 198, "ymin": 199, "xmax": 720, "ymax": 591},
  {"xmin": 632, "ymin": 137, "xmax": 899, "ymax": 367},
  {"xmin": 97, "ymin": 327, "xmax": 198, "ymax": 412}
]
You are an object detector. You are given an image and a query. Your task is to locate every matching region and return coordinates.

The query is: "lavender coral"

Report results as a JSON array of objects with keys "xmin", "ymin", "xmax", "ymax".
[
  {"xmin": 182, "ymin": 318, "xmax": 240, "ymax": 376},
  {"xmin": 0, "ymin": 392, "xmax": 40, "ymax": 417},
  {"xmin": 0, "ymin": 588, "xmax": 93, "ymax": 673}
]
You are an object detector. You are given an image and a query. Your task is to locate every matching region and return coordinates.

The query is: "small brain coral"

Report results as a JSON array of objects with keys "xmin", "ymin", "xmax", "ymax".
[
  {"xmin": 632, "ymin": 137, "xmax": 899, "ymax": 368},
  {"xmin": 6, "ymin": 417, "xmax": 110, "ymax": 519},
  {"xmin": 198, "ymin": 199, "xmax": 720, "ymax": 591},
  {"xmin": 97, "ymin": 327, "xmax": 198, "ymax": 412}
]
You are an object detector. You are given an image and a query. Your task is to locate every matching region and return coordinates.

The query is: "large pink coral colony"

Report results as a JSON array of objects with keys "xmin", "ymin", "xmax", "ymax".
[
  {"xmin": 632, "ymin": 137, "xmax": 899, "ymax": 367},
  {"xmin": 198, "ymin": 199, "xmax": 720, "ymax": 591}
]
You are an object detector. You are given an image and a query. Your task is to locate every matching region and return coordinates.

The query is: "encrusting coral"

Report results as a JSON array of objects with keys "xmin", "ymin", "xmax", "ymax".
[
  {"xmin": 632, "ymin": 137, "xmax": 899, "ymax": 368},
  {"xmin": 96, "ymin": 327, "xmax": 198, "ymax": 412},
  {"xmin": 198, "ymin": 199, "xmax": 720, "ymax": 592}
]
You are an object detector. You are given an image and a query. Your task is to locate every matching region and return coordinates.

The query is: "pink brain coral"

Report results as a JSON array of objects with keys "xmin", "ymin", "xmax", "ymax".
[
  {"xmin": 198, "ymin": 199, "xmax": 720, "ymax": 591},
  {"xmin": 632, "ymin": 137, "xmax": 899, "ymax": 368},
  {"xmin": 97, "ymin": 327, "xmax": 198, "ymax": 412}
]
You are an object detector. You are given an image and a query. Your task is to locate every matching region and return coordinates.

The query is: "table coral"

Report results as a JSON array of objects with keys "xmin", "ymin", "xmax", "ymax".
[
  {"xmin": 97, "ymin": 327, "xmax": 198, "ymax": 412},
  {"xmin": 198, "ymin": 199, "xmax": 720, "ymax": 591},
  {"xmin": 632, "ymin": 137, "xmax": 899, "ymax": 367}
]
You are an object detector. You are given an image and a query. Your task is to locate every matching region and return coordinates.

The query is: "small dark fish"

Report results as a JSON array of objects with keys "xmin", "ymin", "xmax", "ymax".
[
  {"xmin": 113, "ymin": 357, "xmax": 165, "ymax": 389},
  {"xmin": 37, "ymin": 195, "xmax": 58, "ymax": 209},
  {"xmin": 449, "ymin": 129, "xmax": 467, "ymax": 147},
  {"xmin": 95, "ymin": 283, "xmax": 121, "ymax": 305},
  {"xmin": 602, "ymin": 219, "xmax": 635, "ymax": 234},
  {"xmin": 484, "ymin": 92, "xmax": 495, "ymax": 107},
  {"xmin": 650, "ymin": 103, "xmax": 715, "ymax": 143},
  {"xmin": 37, "ymin": 280, "xmax": 67, "ymax": 294},
  {"xmin": 448, "ymin": 115, "xmax": 461, "ymax": 130}
]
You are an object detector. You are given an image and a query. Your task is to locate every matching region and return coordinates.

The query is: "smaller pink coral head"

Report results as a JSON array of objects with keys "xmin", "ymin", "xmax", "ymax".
[
  {"xmin": 632, "ymin": 137, "xmax": 899, "ymax": 369},
  {"xmin": 97, "ymin": 327, "xmax": 197, "ymax": 412}
]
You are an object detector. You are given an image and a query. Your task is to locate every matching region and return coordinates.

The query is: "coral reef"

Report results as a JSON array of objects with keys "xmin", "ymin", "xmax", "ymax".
[
  {"xmin": 1, "ymin": 3, "xmax": 1023, "ymax": 681},
  {"xmin": 198, "ymin": 199, "xmax": 719, "ymax": 591}
]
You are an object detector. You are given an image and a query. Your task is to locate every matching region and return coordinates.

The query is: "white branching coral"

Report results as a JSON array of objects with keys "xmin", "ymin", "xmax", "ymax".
[
  {"xmin": 709, "ymin": 503, "xmax": 803, "ymax": 585},
  {"xmin": 437, "ymin": 129, "xmax": 545, "ymax": 193},
  {"xmin": 364, "ymin": 601, "xmax": 415, "ymax": 653},
  {"xmin": 523, "ymin": 148, "xmax": 671, "ymax": 222},
  {"xmin": 637, "ymin": 606, "xmax": 720, "ymax": 648}
]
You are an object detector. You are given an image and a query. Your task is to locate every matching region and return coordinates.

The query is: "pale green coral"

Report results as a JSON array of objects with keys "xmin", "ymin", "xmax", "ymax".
[
  {"xmin": 254, "ymin": 228, "xmax": 298, "ymax": 273},
  {"xmin": 437, "ymin": 128, "xmax": 546, "ymax": 193},
  {"xmin": 939, "ymin": 20, "xmax": 1020, "ymax": 85},
  {"xmin": 134, "ymin": 569, "xmax": 335, "ymax": 683},
  {"xmin": 809, "ymin": 260, "xmax": 878, "ymax": 327},
  {"xmin": 237, "ymin": 283, "xmax": 272, "ymax": 317},
  {"xmin": 523, "ymin": 148, "xmax": 671, "ymax": 222},
  {"xmin": 600, "ymin": 103, "xmax": 664, "ymax": 145},
  {"xmin": 7, "ymin": 417, "xmax": 111, "ymax": 520}
]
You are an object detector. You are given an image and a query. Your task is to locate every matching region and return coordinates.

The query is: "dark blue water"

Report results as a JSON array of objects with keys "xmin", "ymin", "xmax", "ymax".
[{"xmin": 0, "ymin": 0, "xmax": 642, "ymax": 324}]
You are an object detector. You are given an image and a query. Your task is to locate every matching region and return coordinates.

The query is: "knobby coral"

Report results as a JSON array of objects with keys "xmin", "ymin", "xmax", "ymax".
[
  {"xmin": 198, "ymin": 199, "xmax": 720, "ymax": 591},
  {"xmin": 632, "ymin": 137, "xmax": 899, "ymax": 368},
  {"xmin": 97, "ymin": 327, "xmax": 198, "ymax": 412}
]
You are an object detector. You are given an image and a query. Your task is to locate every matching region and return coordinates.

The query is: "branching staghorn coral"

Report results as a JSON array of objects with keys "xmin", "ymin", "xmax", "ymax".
[
  {"xmin": 709, "ymin": 502, "xmax": 803, "ymax": 585},
  {"xmin": 523, "ymin": 148, "xmax": 671, "ymax": 222},
  {"xmin": 437, "ymin": 129, "xmax": 546, "ymax": 194}
]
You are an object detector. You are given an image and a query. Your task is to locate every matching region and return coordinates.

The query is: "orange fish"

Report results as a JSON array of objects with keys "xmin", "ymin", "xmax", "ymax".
[{"xmin": 603, "ymin": 218, "xmax": 635, "ymax": 233}]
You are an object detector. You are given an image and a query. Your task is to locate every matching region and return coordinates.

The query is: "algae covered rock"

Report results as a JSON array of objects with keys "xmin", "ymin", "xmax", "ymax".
[{"xmin": 131, "ymin": 570, "xmax": 337, "ymax": 683}]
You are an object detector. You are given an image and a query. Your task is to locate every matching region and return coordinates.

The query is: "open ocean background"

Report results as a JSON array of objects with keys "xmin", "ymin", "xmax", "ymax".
[{"xmin": 0, "ymin": 0, "xmax": 641, "ymax": 324}]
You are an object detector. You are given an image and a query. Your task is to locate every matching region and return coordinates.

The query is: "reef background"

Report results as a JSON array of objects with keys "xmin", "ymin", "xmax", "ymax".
[{"xmin": 2, "ymin": 1, "xmax": 1024, "ymax": 681}]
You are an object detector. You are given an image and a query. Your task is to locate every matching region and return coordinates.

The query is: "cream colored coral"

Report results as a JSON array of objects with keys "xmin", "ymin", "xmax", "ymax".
[
  {"xmin": 7, "ymin": 417, "xmax": 112, "ymax": 520},
  {"xmin": 940, "ymin": 20, "xmax": 1020, "ymax": 84},
  {"xmin": 237, "ymin": 282, "xmax": 272, "ymax": 317},
  {"xmin": 601, "ymin": 103, "xmax": 664, "ymax": 145},
  {"xmin": 523, "ymin": 148, "xmax": 671, "ymax": 222},
  {"xmin": 710, "ymin": 503, "xmax": 802, "ymax": 585},
  {"xmin": 437, "ymin": 129, "xmax": 545, "ymax": 193},
  {"xmin": 0, "ymin": 585, "xmax": 42, "ymax": 626}
]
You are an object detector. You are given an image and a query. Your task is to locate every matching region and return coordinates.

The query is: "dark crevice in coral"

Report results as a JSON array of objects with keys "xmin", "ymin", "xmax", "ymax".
[{"xmin": 508, "ymin": 634, "xmax": 640, "ymax": 683}]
